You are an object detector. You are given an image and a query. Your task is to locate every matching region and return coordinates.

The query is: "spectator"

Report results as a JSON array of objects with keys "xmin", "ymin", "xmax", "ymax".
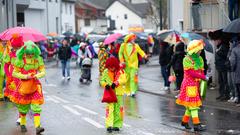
[
  {"xmin": 167, "ymin": 42, "xmax": 186, "ymax": 91},
  {"xmin": 77, "ymin": 42, "xmax": 92, "ymax": 68},
  {"xmin": 230, "ymin": 38, "xmax": 240, "ymax": 106},
  {"xmin": 159, "ymin": 41, "xmax": 173, "ymax": 90},
  {"xmin": 228, "ymin": 0, "xmax": 239, "ymax": 21},
  {"xmin": 58, "ymin": 38, "xmax": 72, "ymax": 80},
  {"xmin": 191, "ymin": 0, "xmax": 202, "ymax": 31}
]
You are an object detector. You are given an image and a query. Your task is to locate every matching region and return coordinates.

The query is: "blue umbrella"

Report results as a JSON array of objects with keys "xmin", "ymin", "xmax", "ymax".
[{"xmin": 181, "ymin": 32, "xmax": 213, "ymax": 53}]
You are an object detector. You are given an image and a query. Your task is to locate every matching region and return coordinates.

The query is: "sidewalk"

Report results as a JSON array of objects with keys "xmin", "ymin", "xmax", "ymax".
[{"xmin": 138, "ymin": 57, "xmax": 240, "ymax": 112}]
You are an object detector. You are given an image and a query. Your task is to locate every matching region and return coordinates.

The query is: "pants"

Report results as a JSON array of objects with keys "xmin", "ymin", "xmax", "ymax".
[
  {"xmin": 182, "ymin": 107, "xmax": 200, "ymax": 125},
  {"xmin": 218, "ymin": 71, "xmax": 229, "ymax": 97},
  {"xmin": 228, "ymin": 72, "xmax": 237, "ymax": 97},
  {"xmin": 228, "ymin": 0, "xmax": 239, "ymax": 21},
  {"xmin": 236, "ymin": 84, "xmax": 240, "ymax": 103},
  {"xmin": 17, "ymin": 104, "xmax": 42, "ymax": 128},
  {"xmin": 106, "ymin": 96, "xmax": 124, "ymax": 128},
  {"xmin": 61, "ymin": 60, "xmax": 70, "ymax": 77},
  {"xmin": 191, "ymin": 4, "xmax": 202, "ymax": 30},
  {"xmin": 0, "ymin": 76, "xmax": 4, "ymax": 98},
  {"xmin": 125, "ymin": 67, "xmax": 138, "ymax": 94},
  {"xmin": 161, "ymin": 65, "xmax": 170, "ymax": 87},
  {"xmin": 175, "ymin": 71, "xmax": 184, "ymax": 90}
]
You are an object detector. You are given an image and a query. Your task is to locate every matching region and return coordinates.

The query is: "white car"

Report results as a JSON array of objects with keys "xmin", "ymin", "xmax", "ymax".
[{"xmin": 87, "ymin": 34, "xmax": 106, "ymax": 54}]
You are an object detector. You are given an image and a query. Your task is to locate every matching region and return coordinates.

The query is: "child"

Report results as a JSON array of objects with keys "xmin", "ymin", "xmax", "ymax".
[
  {"xmin": 176, "ymin": 40, "xmax": 208, "ymax": 132},
  {"xmin": 10, "ymin": 41, "xmax": 46, "ymax": 134},
  {"xmin": 100, "ymin": 57, "xmax": 126, "ymax": 133}
]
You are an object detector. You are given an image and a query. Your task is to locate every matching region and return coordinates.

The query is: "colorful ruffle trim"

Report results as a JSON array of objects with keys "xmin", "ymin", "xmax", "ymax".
[{"xmin": 176, "ymin": 99, "xmax": 202, "ymax": 108}]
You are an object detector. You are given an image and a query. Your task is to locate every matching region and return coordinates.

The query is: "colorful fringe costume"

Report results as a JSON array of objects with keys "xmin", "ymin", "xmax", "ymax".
[
  {"xmin": 176, "ymin": 40, "xmax": 207, "ymax": 131},
  {"xmin": 10, "ymin": 41, "xmax": 46, "ymax": 134},
  {"xmin": 0, "ymin": 41, "xmax": 6, "ymax": 100},
  {"xmin": 118, "ymin": 34, "xmax": 146, "ymax": 96},
  {"xmin": 4, "ymin": 35, "xmax": 24, "ymax": 100},
  {"xmin": 98, "ymin": 42, "xmax": 108, "ymax": 77},
  {"xmin": 100, "ymin": 57, "xmax": 127, "ymax": 132}
]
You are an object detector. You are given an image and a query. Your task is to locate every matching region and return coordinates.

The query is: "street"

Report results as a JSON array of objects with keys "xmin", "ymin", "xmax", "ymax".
[{"xmin": 0, "ymin": 59, "xmax": 240, "ymax": 135}]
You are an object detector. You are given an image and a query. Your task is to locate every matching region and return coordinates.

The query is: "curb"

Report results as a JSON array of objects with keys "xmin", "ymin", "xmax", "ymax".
[{"xmin": 139, "ymin": 89, "xmax": 240, "ymax": 113}]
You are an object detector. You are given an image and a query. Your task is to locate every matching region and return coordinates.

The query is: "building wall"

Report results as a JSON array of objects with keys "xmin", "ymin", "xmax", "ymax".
[
  {"xmin": 169, "ymin": 0, "xmax": 184, "ymax": 32},
  {"xmin": 0, "ymin": 2, "xmax": 8, "ymax": 32},
  {"xmin": 61, "ymin": 2, "xmax": 75, "ymax": 33},
  {"xmin": 78, "ymin": 18, "xmax": 107, "ymax": 33},
  {"xmin": 106, "ymin": 1, "xmax": 142, "ymax": 32},
  {"xmin": 25, "ymin": 9, "xmax": 46, "ymax": 33}
]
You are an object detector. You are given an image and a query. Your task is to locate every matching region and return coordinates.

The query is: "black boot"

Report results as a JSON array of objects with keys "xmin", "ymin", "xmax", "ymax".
[
  {"xmin": 112, "ymin": 127, "xmax": 120, "ymax": 131},
  {"xmin": 21, "ymin": 125, "xmax": 27, "ymax": 133},
  {"xmin": 194, "ymin": 124, "xmax": 206, "ymax": 132},
  {"xmin": 181, "ymin": 122, "xmax": 192, "ymax": 129},
  {"xmin": 36, "ymin": 126, "xmax": 45, "ymax": 135},
  {"xmin": 107, "ymin": 127, "xmax": 112, "ymax": 133}
]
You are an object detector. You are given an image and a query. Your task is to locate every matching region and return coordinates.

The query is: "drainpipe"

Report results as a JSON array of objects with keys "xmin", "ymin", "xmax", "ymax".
[
  {"xmin": 159, "ymin": 0, "xmax": 162, "ymax": 30},
  {"xmin": 46, "ymin": 0, "xmax": 49, "ymax": 33}
]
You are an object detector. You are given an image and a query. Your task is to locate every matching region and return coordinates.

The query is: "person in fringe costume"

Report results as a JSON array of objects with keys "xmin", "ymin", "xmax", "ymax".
[
  {"xmin": 3, "ymin": 34, "xmax": 23, "ymax": 101},
  {"xmin": 176, "ymin": 40, "xmax": 208, "ymax": 132},
  {"xmin": 10, "ymin": 41, "xmax": 46, "ymax": 134},
  {"xmin": 98, "ymin": 42, "xmax": 108, "ymax": 78},
  {"xmin": 0, "ymin": 40, "xmax": 7, "ymax": 101},
  {"xmin": 100, "ymin": 57, "xmax": 126, "ymax": 133},
  {"xmin": 118, "ymin": 34, "xmax": 147, "ymax": 97}
]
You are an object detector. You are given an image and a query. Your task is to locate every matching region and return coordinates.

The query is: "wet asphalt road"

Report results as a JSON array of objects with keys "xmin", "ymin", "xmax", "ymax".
[{"xmin": 0, "ymin": 60, "xmax": 240, "ymax": 135}]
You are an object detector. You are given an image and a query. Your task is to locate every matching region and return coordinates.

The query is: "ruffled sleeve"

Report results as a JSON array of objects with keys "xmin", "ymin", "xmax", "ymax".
[{"xmin": 183, "ymin": 56, "xmax": 194, "ymax": 70}]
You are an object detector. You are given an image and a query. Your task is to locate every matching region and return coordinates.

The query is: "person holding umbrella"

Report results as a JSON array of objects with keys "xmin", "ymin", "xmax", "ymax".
[
  {"xmin": 176, "ymin": 40, "xmax": 208, "ymax": 131},
  {"xmin": 118, "ymin": 34, "xmax": 148, "ymax": 97}
]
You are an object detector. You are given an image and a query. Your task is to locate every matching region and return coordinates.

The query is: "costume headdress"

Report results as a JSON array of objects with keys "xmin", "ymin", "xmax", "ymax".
[
  {"xmin": 105, "ymin": 57, "xmax": 120, "ymax": 70},
  {"xmin": 124, "ymin": 34, "xmax": 137, "ymax": 43},
  {"xmin": 16, "ymin": 40, "xmax": 41, "ymax": 59},
  {"xmin": 10, "ymin": 33, "xmax": 24, "ymax": 48},
  {"xmin": 187, "ymin": 40, "xmax": 204, "ymax": 55}
]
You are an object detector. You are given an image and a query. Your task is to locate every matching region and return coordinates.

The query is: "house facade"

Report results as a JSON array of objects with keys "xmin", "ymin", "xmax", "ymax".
[
  {"xmin": 61, "ymin": 0, "xmax": 76, "ymax": 33},
  {"xmin": 169, "ymin": 0, "xmax": 184, "ymax": 32},
  {"xmin": 106, "ymin": 0, "xmax": 156, "ymax": 33},
  {"xmin": 75, "ymin": 0, "xmax": 107, "ymax": 33}
]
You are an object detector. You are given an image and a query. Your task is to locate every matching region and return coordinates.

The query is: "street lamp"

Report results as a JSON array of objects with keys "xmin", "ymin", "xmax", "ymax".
[{"xmin": 159, "ymin": 0, "xmax": 162, "ymax": 30}]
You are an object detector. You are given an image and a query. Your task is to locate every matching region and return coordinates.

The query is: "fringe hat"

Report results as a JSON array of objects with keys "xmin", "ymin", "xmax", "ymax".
[
  {"xmin": 187, "ymin": 40, "xmax": 204, "ymax": 55},
  {"xmin": 10, "ymin": 33, "xmax": 24, "ymax": 48},
  {"xmin": 16, "ymin": 40, "xmax": 41, "ymax": 59},
  {"xmin": 124, "ymin": 34, "xmax": 137, "ymax": 43}
]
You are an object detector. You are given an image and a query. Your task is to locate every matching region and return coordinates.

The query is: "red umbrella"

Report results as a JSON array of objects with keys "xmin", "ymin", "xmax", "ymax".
[
  {"xmin": 104, "ymin": 33, "xmax": 122, "ymax": 45},
  {"xmin": 0, "ymin": 27, "xmax": 47, "ymax": 42}
]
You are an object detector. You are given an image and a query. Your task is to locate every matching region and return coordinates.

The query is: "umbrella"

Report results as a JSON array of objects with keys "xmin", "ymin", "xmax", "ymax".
[
  {"xmin": 63, "ymin": 31, "xmax": 73, "ymax": 37},
  {"xmin": 223, "ymin": 18, "xmax": 240, "ymax": 33},
  {"xmin": 104, "ymin": 33, "xmax": 122, "ymax": 45},
  {"xmin": 47, "ymin": 32, "xmax": 58, "ymax": 37},
  {"xmin": 157, "ymin": 30, "xmax": 180, "ymax": 40},
  {"xmin": 181, "ymin": 32, "xmax": 213, "ymax": 53},
  {"xmin": 163, "ymin": 33, "xmax": 181, "ymax": 45},
  {"xmin": 0, "ymin": 27, "xmax": 47, "ymax": 42}
]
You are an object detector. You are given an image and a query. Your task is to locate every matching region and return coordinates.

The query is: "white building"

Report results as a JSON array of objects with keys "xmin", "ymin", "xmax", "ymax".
[
  {"xmin": 106, "ymin": 0, "xmax": 156, "ymax": 32},
  {"xmin": 169, "ymin": 0, "xmax": 184, "ymax": 32},
  {"xmin": 61, "ymin": 0, "xmax": 76, "ymax": 33}
]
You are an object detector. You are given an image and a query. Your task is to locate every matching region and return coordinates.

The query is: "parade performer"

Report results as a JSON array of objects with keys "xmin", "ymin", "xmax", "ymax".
[
  {"xmin": 10, "ymin": 41, "xmax": 46, "ymax": 134},
  {"xmin": 98, "ymin": 42, "xmax": 108, "ymax": 78},
  {"xmin": 4, "ymin": 34, "xmax": 23, "ymax": 100},
  {"xmin": 118, "ymin": 34, "xmax": 147, "ymax": 97},
  {"xmin": 0, "ymin": 40, "xmax": 6, "ymax": 101},
  {"xmin": 100, "ymin": 57, "xmax": 126, "ymax": 133},
  {"xmin": 176, "ymin": 40, "xmax": 207, "ymax": 131}
]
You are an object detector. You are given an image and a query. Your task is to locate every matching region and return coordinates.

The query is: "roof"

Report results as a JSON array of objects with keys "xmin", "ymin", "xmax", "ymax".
[
  {"xmin": 76, "ymin": 0, "xmax": 105, "ymax": 10},
  {"xmin": 106, "ymin": 0, "xmax": 151, "ymax": 18},
  {"xmin": 62, "ymin": 0, "xmax": 76, "ymax": 3}
]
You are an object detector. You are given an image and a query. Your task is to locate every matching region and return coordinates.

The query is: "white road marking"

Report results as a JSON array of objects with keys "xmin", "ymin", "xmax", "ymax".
[
  {"xmin": 138, "ymin": 130, "xmax": 155, "ymax": 135},
  {"xmin": 100, "ymin": 116, "xmax": 131, "ymax": 128},
  {"xmin": 51, "ymin": 95, "xmax": 70, "ymax": 103},
  {"xmin": 62, "ymin": 105, "xmax": 81, "ymax": 116},
  {"xmin": 44, "ymin": 83, "xmax": 57, "ymax": 87},
  {"xmin": 45, "ymin": 96, "xmax": 60, "ymax": 103},
  {"xmin": 82, "ymin": 117, "xmax": 104, "ymax": 128},
  {"xmin": 73, "ymin": 105, "xmax": 98, "ymax": 115}
]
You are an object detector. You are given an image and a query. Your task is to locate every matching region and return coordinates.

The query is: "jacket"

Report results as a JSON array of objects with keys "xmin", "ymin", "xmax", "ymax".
[
  {"xmin": 168, "ymin": 42, "xmax": 185, "ymax": 72},
  {"xmin": 159, "ymin": 43, "xmax": 173, "ymax": 66},
  {"xmin": 215, "ymin": 43, "xmax": 229, "ymax": 71},
  {"xmin": 230, "ymin": 45, "xmax": 240, "ymax": 84},
  {"xmin": 58, "ymin": 45, "xmax": 72, "ymax": 61}
]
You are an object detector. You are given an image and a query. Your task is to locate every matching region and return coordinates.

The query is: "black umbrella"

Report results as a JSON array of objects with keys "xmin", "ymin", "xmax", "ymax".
[
  {"xmin": 63, "ymin": 31, "xmax": 73, "ymax": 37},
  {"xmin": 223, "ymin": 18, "xmax": 240, "ymax": 33}
]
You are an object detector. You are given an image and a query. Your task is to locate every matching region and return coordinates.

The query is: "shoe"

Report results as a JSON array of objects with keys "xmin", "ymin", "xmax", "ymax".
[
  {"xmin": 194, "ymin": 124, "xmax": 206, "ymax": 132},
  {"xmin": 79, "ymin": 78, "xmax": 83, "ymax": 82},
  {"xmin": 67, "ymin": 76, "xmax": 71, "ymax": 80},
  {"xmin": 112, "ymin": 127, "xmax": 120, "ymax": 131},
  {"xmin": 228, "ymin": 97, "xmax": 234, "ymax": 102},
  {"xmin": 233, "ymin": 97, "xmax": 238, "ymax": 103},
  {"xmin": 16, "ymin": 118, "xmax": 21, "ymax": 126},
  {"xmin": 164, "ymin": 87, "xmax": 170, "ymax": 91},
  {"xmin": 175, "ymin": 94, "xmax": 179, "ymax": 99},
  {"xmin": 0, "ymin": 98, "xmax": 4, "ymax": 101},
  {"xmin": 216, "ymin": 96, "xmax": 223, "ymax": 100},
  {"xmin": 21, "ymin": 125, "xmax": 27, "ymax": 133},
  {"xmin": 181, "ymin": 122, "xmax": 192, "ymax": 129},
  {"xmin": 36, "ymin": 126, "xmax": 45, "ymax": 135},
  {"xmin": 220, "ymin": 96, "xmax": 230, "ymax": 101},
  {"xmin": 62, "ymin": 77, "xmax": 65, "ymax": 80},
  {"xmin": 236, "ymin": 103, "xmax": 240, "ymax": 107},
  {"xmin": 106, "ymin": 127, "xmax": 112, "ymax": 133}
]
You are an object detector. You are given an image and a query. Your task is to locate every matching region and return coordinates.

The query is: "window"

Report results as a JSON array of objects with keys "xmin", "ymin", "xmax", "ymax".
[
  {"xmin": 84, "ymin": 19, "xmax": 90, "ymax": 26},
  {"xmin": 70, "ymin": 5, "xmax": 72, "ymax": 15},
  {"xmin": 56, "ymin": 0, "xmax": 58, "ymax": 2},
  {"xmin": 124, "ymin": 14, "xmax": 127, "ymax": 19}
]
